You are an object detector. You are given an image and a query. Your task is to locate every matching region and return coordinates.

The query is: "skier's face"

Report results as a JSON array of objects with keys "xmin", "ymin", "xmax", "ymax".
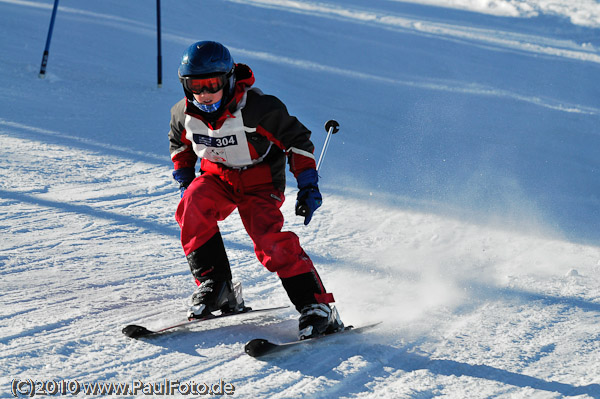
[{"xmin": 193, "ymin": 89, "xmax": 223, "ymax": 105}]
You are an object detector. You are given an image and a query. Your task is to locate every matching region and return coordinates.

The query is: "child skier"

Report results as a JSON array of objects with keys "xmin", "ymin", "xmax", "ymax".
[{"xmin": 168, "ymin": 41, "xmax": 343, "ymax": 339}]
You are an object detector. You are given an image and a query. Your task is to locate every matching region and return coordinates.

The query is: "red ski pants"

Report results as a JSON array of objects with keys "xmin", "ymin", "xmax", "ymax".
[{"xmin": 175, "ymin": 173, "xmax": 316, "ymax": 279}]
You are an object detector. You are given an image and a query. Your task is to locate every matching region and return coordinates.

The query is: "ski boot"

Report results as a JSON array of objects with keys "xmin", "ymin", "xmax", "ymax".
[
  {"xmin": 187, "ymin": 280, "xmax": 247, "ymax": 320},
  {"xmin": 298, "ymin": 303, "xmax": 344, "ymax": 340}
]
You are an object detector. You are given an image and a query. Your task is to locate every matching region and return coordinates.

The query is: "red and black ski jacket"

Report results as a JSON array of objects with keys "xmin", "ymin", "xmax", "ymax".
[{"xmin": 168, "ymin": 63, "xmax": 316, "ymax": 193}]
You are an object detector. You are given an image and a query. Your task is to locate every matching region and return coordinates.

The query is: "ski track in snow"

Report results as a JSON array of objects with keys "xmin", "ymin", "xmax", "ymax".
[
  {"xmin": 1, "ymin": 0, "xmax": 600, "ymax": 398},
  {"xmin": 225, "ymin": 0, "xmax": 600, "ymax": 62}
]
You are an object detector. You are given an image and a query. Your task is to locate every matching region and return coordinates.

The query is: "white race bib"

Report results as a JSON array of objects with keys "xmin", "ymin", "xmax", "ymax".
[{"xmin": 185, "ymin": 108, "xmax": 253, "ymax": 168}]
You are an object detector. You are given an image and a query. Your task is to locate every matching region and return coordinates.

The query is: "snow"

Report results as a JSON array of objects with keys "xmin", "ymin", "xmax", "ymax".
[
  {"xmin": 387, "ymin": 0, "xmax": 600, "ymax": 28},
  {"xmin": 1, "ymin": 0, "xmax": 599, "ymax": 398}
]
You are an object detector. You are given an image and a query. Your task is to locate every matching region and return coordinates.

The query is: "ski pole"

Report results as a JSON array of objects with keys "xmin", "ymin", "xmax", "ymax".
[
  {"xmin": 316, "ymin": 119, "xmax": 340, "ymax": 172},
  {"xmin": 295, "ymin": 119, "xmax": 339, "ymax": 221}
]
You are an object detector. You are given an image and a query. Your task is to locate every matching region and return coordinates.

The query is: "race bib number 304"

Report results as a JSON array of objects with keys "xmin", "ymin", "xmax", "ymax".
[{"xmin": 193, "ymin": 134, "xmax": 238, "ymax": 148}]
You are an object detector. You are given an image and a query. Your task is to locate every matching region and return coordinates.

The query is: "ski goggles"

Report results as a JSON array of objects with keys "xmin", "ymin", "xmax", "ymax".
[{"xmin": 182, "ymin": 74, "xmax": 227, "ymax": 94}]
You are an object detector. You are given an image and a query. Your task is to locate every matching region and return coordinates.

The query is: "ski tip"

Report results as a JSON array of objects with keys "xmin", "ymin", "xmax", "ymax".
[
  {"xmin": 245, "ymin": 338, "xmax": 278, "ymax": 358},
  {"xmin": 122, "ymin": 324, "xmax": 154, "ymax": 338}
]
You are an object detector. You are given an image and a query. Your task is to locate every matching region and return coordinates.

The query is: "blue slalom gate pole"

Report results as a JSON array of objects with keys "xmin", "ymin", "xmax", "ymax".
[
  {"xmin": 156, "ymin": 0, "xmax": 162, "ymax": 87},
  {"xmin": 39, "ymin": 0, "xmax": 60, "ymax": 78}
]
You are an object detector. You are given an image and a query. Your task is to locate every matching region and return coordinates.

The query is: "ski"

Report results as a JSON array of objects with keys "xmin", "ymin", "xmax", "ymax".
[
  {"xmin": 244, "ymin": 321, "xmax": 382, "ymax": 358},
  {"xmin": 122, "ymin": 305, "xmax": 288, "ymax": 339}
]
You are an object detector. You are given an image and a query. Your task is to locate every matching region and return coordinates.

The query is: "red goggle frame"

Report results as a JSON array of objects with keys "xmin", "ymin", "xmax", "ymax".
[{"xmin": 183, "ymin": 75, "xmax": 227, "ymax": 94}]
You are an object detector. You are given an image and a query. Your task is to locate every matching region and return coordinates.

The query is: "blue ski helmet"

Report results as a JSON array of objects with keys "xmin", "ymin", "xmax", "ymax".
[
  {"xmin": 178, "ymin": 41, "xmax": 234, "ymax": 78},
  {"xmin": 178, "ymin": 41, "xmax": 236, "ymax": 103}
]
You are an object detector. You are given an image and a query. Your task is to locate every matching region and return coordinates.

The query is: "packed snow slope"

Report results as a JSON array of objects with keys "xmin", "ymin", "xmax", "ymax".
[{"xmin": 1, "ymin": 0, "xmax": 599, "ymax": 398}]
